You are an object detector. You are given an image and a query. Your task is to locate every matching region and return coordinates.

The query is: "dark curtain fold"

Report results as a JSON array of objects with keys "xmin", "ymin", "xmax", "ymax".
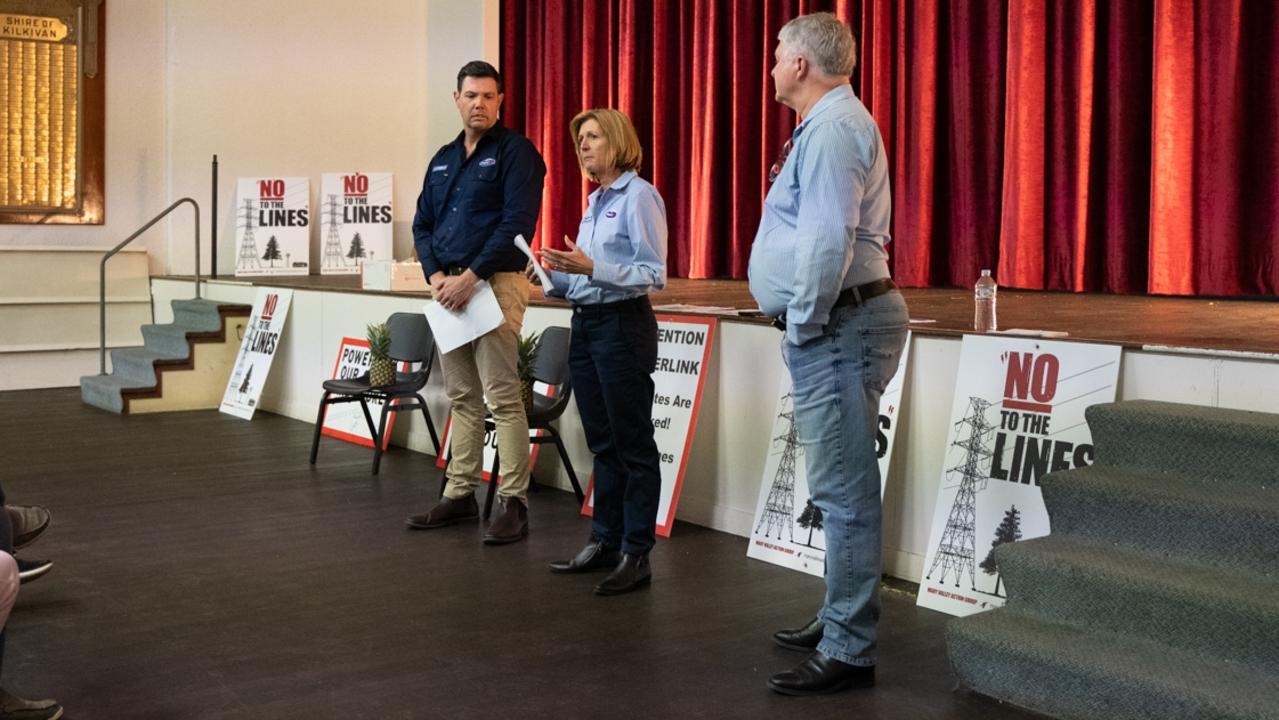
[{"xmin": 502, "ymin": 0, "xmax": 1279, "ymax": 295}]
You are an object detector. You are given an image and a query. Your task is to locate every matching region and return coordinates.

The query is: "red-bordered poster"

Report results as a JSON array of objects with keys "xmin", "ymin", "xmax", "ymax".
[
  {"xmin": 581, "ymin": 314, "xmax": 717, "ymax": 538},
  {"xmin": 319, "ymin": 337, "xmax": 407, "ymax": 449}
]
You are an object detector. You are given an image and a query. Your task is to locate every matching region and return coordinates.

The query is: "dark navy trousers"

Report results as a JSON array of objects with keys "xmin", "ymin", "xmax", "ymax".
[{"xmin": 569, "ymin": 296, "xmax": 662, "ymax": 556}]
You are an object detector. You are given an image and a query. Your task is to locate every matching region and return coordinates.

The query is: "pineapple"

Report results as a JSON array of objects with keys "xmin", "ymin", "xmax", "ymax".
[
  {"xmin": 516, "ymin": 331, "xmax": 541, "ymax": 413},
  {"xmin": 367, "ymin": 322, "xmax": 395, "ymax": 387}
]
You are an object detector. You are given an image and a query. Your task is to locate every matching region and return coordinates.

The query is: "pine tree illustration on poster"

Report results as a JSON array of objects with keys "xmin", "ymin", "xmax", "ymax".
[
  {"xmin": 262, "ymin": 236, "xmax": 282, "ymax": 266},
  {"xmin": 979, "ymin": 504, "xmax": 1023, "ymax": 598},
  {"xmin": 796, "ymin": 498, "xmax": 824, "ymax": 549},
  {"xmin": 347, "ymin": 233, "xmax": 366, "ymax": 259}
]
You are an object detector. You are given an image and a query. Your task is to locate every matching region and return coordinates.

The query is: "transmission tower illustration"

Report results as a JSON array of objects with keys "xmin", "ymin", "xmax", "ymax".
[
  {"xmin": 236, "ymin": 199, "xmax": 261, "ymax": 270},
  {"xmin": 924, "ymin": 396, "xmax": 997, "ymax": 590},
  {"xmin": 321, "ymin": 193, "xmax": 346, "ymax": 269},
  {"xmin": 754, "ymin": 394, "xmax": 801, "ymax": 542}
]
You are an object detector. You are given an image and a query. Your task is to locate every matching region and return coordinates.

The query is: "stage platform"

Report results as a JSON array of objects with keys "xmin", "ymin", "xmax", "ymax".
[
  {"xmin": 173, "ymin": 274, "xmax": 1279, "ymax": 356},
  {"xmin": 149, "ymin": 274, "xmax": 1279, "ymax": 585}
]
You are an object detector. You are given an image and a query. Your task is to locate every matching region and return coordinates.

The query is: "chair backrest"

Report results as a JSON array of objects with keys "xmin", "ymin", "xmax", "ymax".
[
  {"xmin": 530, "ymin": 326, "xmax": 573, "ymax": 423},
  {"xmin": 387, "ymin": 312, "xmax": 435, "ymax": 363},
  {"xmin": 531, "ymin": 326, "xmax": 571, "ymax": 387}
]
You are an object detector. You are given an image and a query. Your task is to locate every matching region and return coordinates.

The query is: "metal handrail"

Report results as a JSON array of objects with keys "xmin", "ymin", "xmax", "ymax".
[{"xmin": 99, "ymin": 197, "xmax": 200, "ymax": 374}]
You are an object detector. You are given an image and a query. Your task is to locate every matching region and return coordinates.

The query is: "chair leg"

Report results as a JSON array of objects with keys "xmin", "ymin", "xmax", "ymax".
[
  {"xmin": 484, "ymin": 448, "xmax": 500, "ymax": 520},
  {"xmin": 415, "ymin": 393, "xmax": 441, "ymax": 456},
  {"xmin": 371, "ymin": 400, "xmax": 392, "ymax": 475},
  {"xmin": 549, "ymin": 429, "xmax": 584, "ymax": 503},
  {"xmin": 309, "ymin": 393, "xmax": 330, "ymax": 465},
  {"xmin": 358, "ymin": 397, "xmax": 379, "ymax": 440}
]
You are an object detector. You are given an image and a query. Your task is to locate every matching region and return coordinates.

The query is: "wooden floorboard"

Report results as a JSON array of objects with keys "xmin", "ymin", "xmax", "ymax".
[{"xmin": 1, "ymin": 388, "xmax": 1044, "ymax": 720}]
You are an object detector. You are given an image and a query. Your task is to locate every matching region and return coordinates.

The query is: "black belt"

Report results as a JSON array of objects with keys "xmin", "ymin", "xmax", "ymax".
[
  {"xmin": 572, "ymin": 295, "xmax": 651, "ymax": 316},
  {"xmin": 771, "ymin": 278, "xmax": 896, "ymax": 332},
  {"xmin": 833, "ymin": 277, "xmax": 896, "ymax": 309}
]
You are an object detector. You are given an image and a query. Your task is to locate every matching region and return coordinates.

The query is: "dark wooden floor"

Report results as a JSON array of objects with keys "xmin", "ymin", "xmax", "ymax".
[
  {"xmin": 177, "ymin": 273, "xmax": 1279, "ymax": 354},
  {"xmin": 1, "ymin": 389, "xmax": 1043, "ymax": 720}
]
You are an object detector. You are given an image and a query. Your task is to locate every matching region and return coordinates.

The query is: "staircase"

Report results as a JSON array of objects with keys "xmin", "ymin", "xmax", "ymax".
[
  {"xmin": 947, "ymin": 400, "xmax": 1279, "ymax": 720},
  {"xmin": 80, "ymin": 298, "xmax": 251, "ymax": 414}
]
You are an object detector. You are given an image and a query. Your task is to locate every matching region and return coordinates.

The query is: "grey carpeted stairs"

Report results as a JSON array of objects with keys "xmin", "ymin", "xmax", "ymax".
[
  {"xmin": 80, "ymin": 298, "xmax": 231, "ymax": 413},
  {"xmin": 947, "ymin": 400, "xmax": 1279, "ymax": 720}
]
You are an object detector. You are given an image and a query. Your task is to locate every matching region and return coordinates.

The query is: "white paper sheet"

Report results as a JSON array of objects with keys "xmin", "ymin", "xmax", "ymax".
[
  {"xmin": 513, "ymin": 234, "xmax": 554, "ymax": 290},
  {"xmin": 423, "ymin": 280, "xmax": 504, "ymax": 354}
]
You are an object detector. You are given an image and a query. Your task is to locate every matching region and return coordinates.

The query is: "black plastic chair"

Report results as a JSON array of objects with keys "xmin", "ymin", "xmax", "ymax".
[
  {"xmin": 480, "ymin": 325, "xmax": 583, "ymax": 518},
  {"xmin": 309, "ymin": 312, "xmax": 441, "ymax": 474}
]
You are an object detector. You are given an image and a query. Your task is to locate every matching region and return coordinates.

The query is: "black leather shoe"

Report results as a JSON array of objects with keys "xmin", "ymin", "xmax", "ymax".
[
  {"xmin": 773, "ymin": 616, "xmax": 824, "ymax": 651},
  {"xmin": 767, "ymin": 652, "xmax": 875, "ymax": 696},
  {"xmin": 594, "ymin": 553, "xmax": 651, "ymax": 596},
  {"xmin": 549, "ymin": 540, "xmax": 621, "ymax": 574},
  {"xmin": 405, "ymin": 495, "xmax": 478, "ymax": 530}
]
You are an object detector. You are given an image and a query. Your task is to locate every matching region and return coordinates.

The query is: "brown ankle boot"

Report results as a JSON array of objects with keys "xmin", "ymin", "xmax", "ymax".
[
  {"xmin": 404, "ymin": 494, "xmax": 478, "ymax": 529},
  {"xmin": 482, "ymin": 497, "xmax": 528, "ymax": 545}
]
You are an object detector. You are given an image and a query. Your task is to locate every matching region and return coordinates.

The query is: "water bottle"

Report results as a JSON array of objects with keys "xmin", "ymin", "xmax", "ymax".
[{"xmin": 974, "ymin": 269, "xmax": 997, "ymax": 333}]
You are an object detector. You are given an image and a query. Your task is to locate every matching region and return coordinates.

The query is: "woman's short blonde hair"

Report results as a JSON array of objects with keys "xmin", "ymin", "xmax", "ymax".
[{"xmin": 569, "ymin": 108, "xmax": 643, "ymax": 180}]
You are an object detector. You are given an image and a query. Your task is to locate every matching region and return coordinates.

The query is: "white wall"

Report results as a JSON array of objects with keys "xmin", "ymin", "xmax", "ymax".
[
  {"xmin": 0, "ymin": 1, "xmax": 168, "ymax": 269},
  {"xmin": 167, "ymin": 0, "xmax": 498, "ymax": 277},
  {"xmin": 1, "ymin": 0, "xmax": 498, "ymax": 276}
]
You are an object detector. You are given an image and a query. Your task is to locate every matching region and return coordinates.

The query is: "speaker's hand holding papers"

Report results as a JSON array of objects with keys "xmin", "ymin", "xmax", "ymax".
[{"xmin": 423, "ymin": 279, "xmax": 503, "ymax": 354}]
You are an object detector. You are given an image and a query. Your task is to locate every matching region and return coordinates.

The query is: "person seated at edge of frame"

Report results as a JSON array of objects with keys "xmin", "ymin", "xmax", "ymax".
[
  {"xmin": 530, "ymin": 108, "xmax": 668, "ymax": 596},
  {"xmin": 0, "ymin": 484, "xmax": 62, "ymax": 719}
]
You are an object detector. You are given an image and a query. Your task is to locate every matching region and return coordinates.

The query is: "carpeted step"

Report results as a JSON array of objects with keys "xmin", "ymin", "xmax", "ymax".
[
  {"xmin": 1087, "ymin": 401, "xmax": 1279, "ymax": 488},
  {"xmin": 1041, "ymin": 464, "xmax": 1279, "ymax": 575},
  {"xmin": 79, "ymin": 373, "xmax": 153, "ymax": 414},
  {"xmin": 140, "ymin": 323, "xmax": 195, "ymax": 359},
  {"xmin": 947, "ymin": 609, "xmax": 1279, "ymax": 720},
  {"xmin": 994, "ymin": 535, "xmax": 1279, "ymax": 674},
  {"xmin": 108, "ymin": 346, "xmax": 189, "ymax": 387},
  {"xmin": 171, "ymin": 298, "xmax": 227, "ymax": 332}
]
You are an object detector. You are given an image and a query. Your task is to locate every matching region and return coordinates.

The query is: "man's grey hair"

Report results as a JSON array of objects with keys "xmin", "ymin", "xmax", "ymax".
[{"xmin": 779, "ymin": 12, "xmax": 857, "ymax": 77}]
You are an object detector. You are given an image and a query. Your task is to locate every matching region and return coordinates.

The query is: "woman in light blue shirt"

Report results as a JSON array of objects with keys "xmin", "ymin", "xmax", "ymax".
[{"xmin": 533, "ymin": 108, "xmax": 668, "ymax": 596}]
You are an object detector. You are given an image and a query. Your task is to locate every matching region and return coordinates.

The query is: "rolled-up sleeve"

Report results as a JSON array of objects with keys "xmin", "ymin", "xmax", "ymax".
[
  {"xmin": 785, "ymin": 122, "xmax": 869, "ymax": 346},
  {"xmin": 591, "ymin": 186, "xmax": 667, "ymax": 292}
]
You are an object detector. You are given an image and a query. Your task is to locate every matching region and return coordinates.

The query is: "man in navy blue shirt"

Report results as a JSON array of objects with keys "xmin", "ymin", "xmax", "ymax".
[{"xmin": 406, "ymin": 61, "xmax": 547, "ymax": 545}]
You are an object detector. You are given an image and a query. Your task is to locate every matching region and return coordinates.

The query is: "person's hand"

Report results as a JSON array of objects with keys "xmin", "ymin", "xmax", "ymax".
[
  {"xmin": 435, "ymin": 271, "xmax": 478, "ymax": 311},
  {"xmin": 538, "ymin": 236, "xmax": 594, "ymax": 276},
  {"xmin": 525, "ymin": 259, "xmax": 542, "ymax": 286},
  {"xmin": 429, "ymin": 271, "xmax": 447, "ymax": 297}
]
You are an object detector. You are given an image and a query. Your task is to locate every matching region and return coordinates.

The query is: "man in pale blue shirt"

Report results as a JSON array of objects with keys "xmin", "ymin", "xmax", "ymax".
[{"xmin": 748, "ymin": 12, "xmax": 909, "ymax": 696}]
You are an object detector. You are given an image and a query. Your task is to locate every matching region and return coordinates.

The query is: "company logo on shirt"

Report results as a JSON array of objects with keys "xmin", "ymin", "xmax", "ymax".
[
  {"xmin": 479, "ymin": 157, "xmax": 497, "ymax": 167},
  {"xmin": 605, "ymin": 210, "xmax": 617, "ymax": 219},
  {"xmin": 431, "ymin": 165, "xmax": 448, "ymax": 172}
]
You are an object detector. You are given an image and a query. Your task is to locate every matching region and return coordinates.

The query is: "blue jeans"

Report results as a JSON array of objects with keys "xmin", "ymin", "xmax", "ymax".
[
  {"xmin": 569, "ymin": 297, "xmax": 662, "ymax": 556},
  {"xmin": 782, "ymin": 290, "xmax": 909, "ymax": 666}
]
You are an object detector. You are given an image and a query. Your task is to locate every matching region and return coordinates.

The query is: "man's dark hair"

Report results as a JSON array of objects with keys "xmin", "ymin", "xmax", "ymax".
[{"xmin": 457, "ymin": 60, "xmax": 502, "ymax": 92}]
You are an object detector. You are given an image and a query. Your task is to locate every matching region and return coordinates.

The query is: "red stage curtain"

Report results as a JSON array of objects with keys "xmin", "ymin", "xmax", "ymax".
[{"xmin": 501, "ymin": 0, "xmax": 1279, "ymax": 295}]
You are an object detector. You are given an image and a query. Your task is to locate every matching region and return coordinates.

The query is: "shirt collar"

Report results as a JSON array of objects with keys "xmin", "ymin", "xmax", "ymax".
[
  {"xmin": 590, "ymin": 170, "xmax": 637, "ymax": 201},
  {"xmin": 797, "ymin": 84, "xmax": 854, "ymax": 135},
  {"xmin": 449, "ymin": 124, "xmax": 507, "ymax": 153}
]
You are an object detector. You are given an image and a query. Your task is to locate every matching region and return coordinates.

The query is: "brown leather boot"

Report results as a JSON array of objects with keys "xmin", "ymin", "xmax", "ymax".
[
  {"xmin": 404, "ymin": 494, "xmax": 478, "ymax": 529},
  {"xmin": 482, "ymin": 497, "xmax": 528, "ymax": 545}
]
